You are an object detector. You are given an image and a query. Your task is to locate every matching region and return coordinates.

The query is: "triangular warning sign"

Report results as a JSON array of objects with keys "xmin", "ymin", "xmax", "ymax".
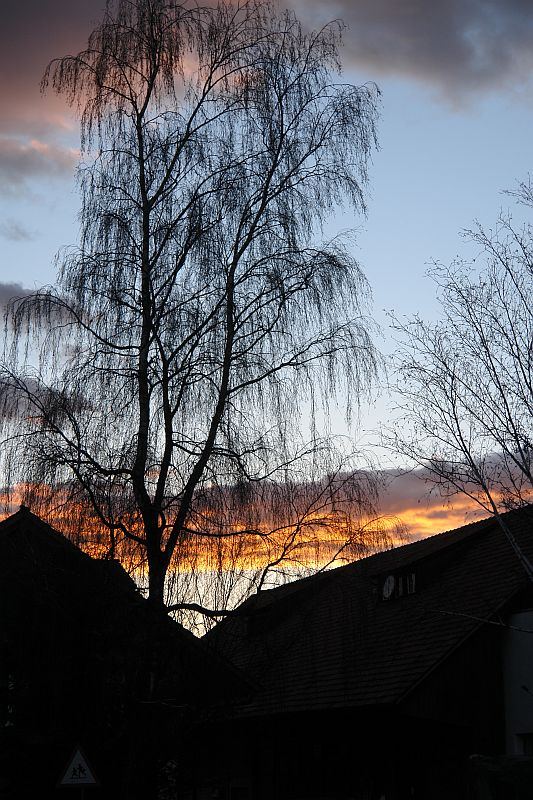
[{"xmin": 59, "ymin": 747, "xmax": 99, "ymax": 787}]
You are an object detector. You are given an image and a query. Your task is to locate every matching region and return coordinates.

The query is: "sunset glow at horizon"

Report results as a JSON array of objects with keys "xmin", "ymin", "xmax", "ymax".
[
  {"xmin": 0, "ymin": 472, "xmax": 485, "ymax": 572},
  {"xmin": 2, "ymin": 1, "xmax": 533, "ymax": 538}
]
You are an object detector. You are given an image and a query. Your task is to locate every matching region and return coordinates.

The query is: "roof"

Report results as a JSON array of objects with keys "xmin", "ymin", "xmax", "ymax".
[
  {"xmin": 207, "ymin": 506, "xmax": 533, "ymax": 717},
  {"xmin": 0, "ymin": 506, "xmax": 247, "ymax": 708},
  {"xmin": 0, "ymin": 503, "xmax": 138, "ymax": 595}
]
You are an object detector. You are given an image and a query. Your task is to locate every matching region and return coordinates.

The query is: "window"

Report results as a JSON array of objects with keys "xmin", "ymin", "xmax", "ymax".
[{"xmin": 381, "ymin": 572, "xmax": 416, "ymax": 600}]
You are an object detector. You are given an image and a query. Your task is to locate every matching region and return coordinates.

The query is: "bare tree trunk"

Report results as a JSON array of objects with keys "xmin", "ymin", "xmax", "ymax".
[{"xmin": 147, "ymin": 547, "xmax": 167, "ymax": 607}]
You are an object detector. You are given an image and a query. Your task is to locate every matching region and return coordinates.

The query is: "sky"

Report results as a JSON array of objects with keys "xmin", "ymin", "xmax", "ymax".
[{"xmin": 1, "ymin": 0, "xmax": 533, "ymax": 536}]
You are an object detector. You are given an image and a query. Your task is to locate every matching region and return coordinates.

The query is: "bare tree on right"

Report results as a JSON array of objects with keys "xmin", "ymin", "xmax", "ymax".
[{"xmin": 388, "ymin": 180, "xmax": 533, "ymax": 578}]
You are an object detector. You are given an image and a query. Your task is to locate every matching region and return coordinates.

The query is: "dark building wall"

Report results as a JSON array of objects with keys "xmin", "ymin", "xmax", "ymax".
[
  {"xmin": 182, "ymin": 707, "xmax": 481, "ymax": 800},
  {"xmin": 401, "ymin": 622, "xmax": 505, "ymax": 755},
  {"xmin": 182, "ymin": 625, "xmax": 506, "ymax": 800}
]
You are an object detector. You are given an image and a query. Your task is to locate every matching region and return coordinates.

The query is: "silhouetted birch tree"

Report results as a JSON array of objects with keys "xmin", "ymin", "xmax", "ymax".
[{"xmin": 1, "ymin": 0, "xmax": 382, "ymax": 616}]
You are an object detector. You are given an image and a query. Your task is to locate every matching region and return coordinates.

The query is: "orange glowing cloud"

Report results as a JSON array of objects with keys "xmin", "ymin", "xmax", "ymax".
[
  {"xmin": 375, "ymin": 468, "xmax": 486, "ymax": 540},
  {"xmin": 1, "ymin": 469, "xmax": 484, "ymax": 580}
]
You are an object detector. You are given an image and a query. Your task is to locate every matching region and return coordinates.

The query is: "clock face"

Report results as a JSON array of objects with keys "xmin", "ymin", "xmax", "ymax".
[{"xmin": 382, "ymin": 575, "xmax": 395, "ymax": 600}]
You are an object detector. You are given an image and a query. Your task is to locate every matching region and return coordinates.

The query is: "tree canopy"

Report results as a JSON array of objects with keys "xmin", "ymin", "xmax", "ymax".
[{"xmin": 1, "ymin": 0, "xmax": 383, "ymax": 622}]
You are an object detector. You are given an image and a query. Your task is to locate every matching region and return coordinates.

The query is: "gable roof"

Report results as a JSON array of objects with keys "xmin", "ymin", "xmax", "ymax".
[
  {"xmin": 0, "ymin": 505, "xmax": 247, "ymax": 708},
  {"xmin": 0, "ymin": 503, "xmax": 138, "ymax": 597},
  {"xmin": 0, "ymin": 506, "xmax": 252, "ymax": 797},
  {"xmin": 207, "ymin": 506, "xmax": 533, "ymax": 717}
]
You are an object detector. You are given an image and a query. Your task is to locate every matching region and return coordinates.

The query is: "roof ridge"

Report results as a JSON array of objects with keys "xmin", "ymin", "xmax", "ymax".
[
  {"xmin": 354, "ymin": 512, "xmax": 494, "ymax": 568},
  {"xmin": 243, "ymin": 510, "xmax": 498, "ymax": 606}
]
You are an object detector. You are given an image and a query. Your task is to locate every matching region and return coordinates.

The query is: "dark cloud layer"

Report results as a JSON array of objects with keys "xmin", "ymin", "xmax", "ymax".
[
  {"xmin": 0, "ymin": 1, "xmax": 102, "ymax": 129},
  {"xmin": 0, "ymin": 282, "xmax": 33, "ymax": 309},
  {"xmin": 2, "ymin": 0, "xmax": 533, "ymax": 131},
  {"xmin": 0, "ymin": 137, "xmax": 77, "ymax": 193},
  {"xmin": 0, "ymin": 1, "xmax": 101, "ymax": 191},
  {"xmin": 1, "ymin": 1, "xmax": 532, "ymax": 195},
  {"xmin": 297, "ymin": 0, "xmax": 533, "ymax": 96}
]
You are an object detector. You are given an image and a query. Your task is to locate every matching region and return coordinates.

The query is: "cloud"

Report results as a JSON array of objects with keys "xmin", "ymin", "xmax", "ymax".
[
  {"xmin": 0, "ymin": 137, "xmax": 78, "ymax": 193},
  {"xmin": 0, "ymin": 1, "xmax": 97, "ymax": 196},
  {"xmin": 0, "ymin": 219, "xmax": 38, "ymax": 243},
  {"xmin": 375, "ymin": 467, "xmax": 483, "ymax": 537},
  {"xmin": 1, "ymin": 0, "xmax": 533, "ymax": 153},
  {"xmin": 0, "ymin": 282, "xmax": 33, "ymax": 309},
  {"xmin": 0, "ymin": 1, "xmax": 103, "ymax": 128},
  {"xmin": 296, "ymin": 0, "xmax": 533, "ymax": 98}
]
